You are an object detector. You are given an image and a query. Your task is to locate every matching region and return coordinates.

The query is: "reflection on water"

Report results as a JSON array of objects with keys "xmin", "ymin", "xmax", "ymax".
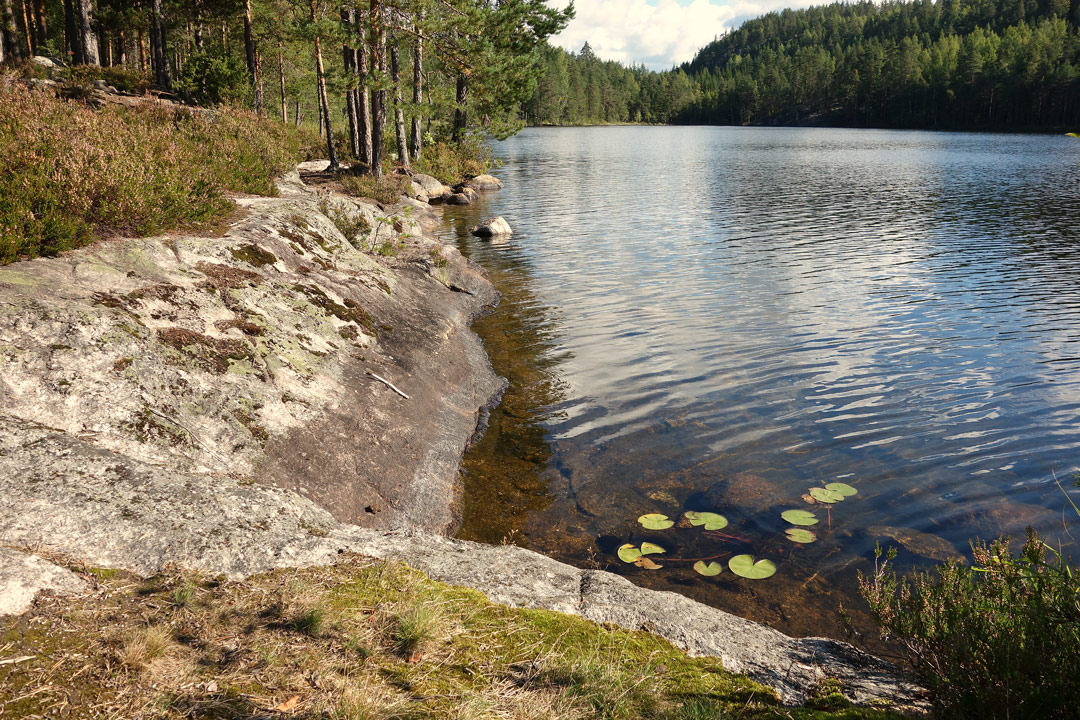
[{"xmin": 442, "ymin": 126, "xmax": 1080, "ymax": 644}]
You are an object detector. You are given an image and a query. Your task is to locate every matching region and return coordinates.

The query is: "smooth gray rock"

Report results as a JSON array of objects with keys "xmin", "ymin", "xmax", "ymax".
[
  {"xmin": 0, "ymin": 416, "xmax": 925, "ymax": 709},
  {"xmin": 466, "ymin": 174, "xmax": 504, "ymax": 191},
  {"xmin": 470, "ymin": 217, "xmax": 513, "ymax": 238},
  {"xmin": 0, "ymin": 548, "xmax": 88, "ymax": 616},
  {"xmin": 31, "ymin": 55, "xmax": 64, "ymax": 68},
  {"xmin": 411, "ymin": 173, "xmax": 453, "ymax": 201}
]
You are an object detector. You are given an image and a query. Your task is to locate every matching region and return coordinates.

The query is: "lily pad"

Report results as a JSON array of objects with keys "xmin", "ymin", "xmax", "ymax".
[
  {"xmin": 693, "ymin": 560, "xmax": 723, "ymax": 576},
  {"xmin": 825, "ymin": 482, "xmax": 858, "ymax": 497},
  {"xmin": 639, "ymin": 542, "xmax": 666, "ymax": 556},
  {"xmin": 684, "ymin": 511, "xmax": 729, "ymax": 530},
  {"xmin": 617, "ymin": 544, "xmax": 642, "ymax": 563},
  {"xmin": 785, "ymin": 528, "xmax": 817, "ymax": 544},
  {"xmin": 809, "ymin": 487, "xmax": 845, "ymax": 504},
  {"xmin": 728, "ymin": 555, "xmax": 776, "ymax": 579},
  {"xmin": 638, "ymin": 513, "xmax": 674, "ymax": 530},
  {"xmin": 781, "ymin": 509, "xmax": 819, "ymax": 526},
  {"xmin": 635, "ymin": 557, "xmax": 663, "ymax": 570}
]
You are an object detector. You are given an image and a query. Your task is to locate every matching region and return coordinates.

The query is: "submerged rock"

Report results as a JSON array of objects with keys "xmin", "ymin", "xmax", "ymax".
[
  {"xmin": 868, "ymin": 525, "xmax": 964, "ymax": 562},
  {"xmin": 470, "ymin": 216, "xmax": 513, "ymax": 238}
]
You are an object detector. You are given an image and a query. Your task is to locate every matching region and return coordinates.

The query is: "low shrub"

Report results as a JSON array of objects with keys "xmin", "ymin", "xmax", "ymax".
[
  {"xmin": 0, "ymin": 83, "xmax": 302, "ymax": 264},
  {"xmin": 336, "ymin": 172, "xmax": 410, "ymax": 205},
  {"xmin": 414, "ymin": 136, "xmax": 496, "ymax": 184},
  {"xmin": 859, "ymin": 531, "xmax": 1080, "ymax": 719}
]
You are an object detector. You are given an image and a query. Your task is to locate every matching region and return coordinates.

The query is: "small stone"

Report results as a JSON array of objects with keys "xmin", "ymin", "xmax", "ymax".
[{"xmin": 469, "ymin": 217, "xmax": 512, "ymax": 238}]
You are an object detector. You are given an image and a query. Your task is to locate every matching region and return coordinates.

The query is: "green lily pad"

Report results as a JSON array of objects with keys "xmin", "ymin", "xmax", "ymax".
[
  {"xmin": 728, "ymin": 555, "xmax": 776, "ymax": 579},
  {"xmin": 785, "ymin": 528, "xmax": 817, "ymax": 544},
  {"xmin": 693, "ymin": 560, "xmax": 723, "ymax": 576},
  {"xmin": 781, "ymin": 509, "xmax": 819, "ymax": 526},
  {"xmin": 825, "ymin": 482, "xmax": 858, "ymax": 497},
  {"xmin": 617, "ymin": 544, "xmax": 642, "ymax": 563},
  {"xmin": 809, "ymin": 487, "xmax": 844, "ymax": 504},
  {"xmin": 640, "ymin": 542, "xmax": 666, "ymax": 556},
  {"xmin": 638, "ymin": 513, "xmax": 674, "ymax": 530},
  {"xmin": 684, "ymin": 511, "xmax": 729, "ymax": 531}
]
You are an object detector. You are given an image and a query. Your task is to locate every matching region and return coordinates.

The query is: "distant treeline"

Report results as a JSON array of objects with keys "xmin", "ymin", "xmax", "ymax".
[{"xmin": 526, "ymin": 0, "xmax": 1080, "ymax": 131}]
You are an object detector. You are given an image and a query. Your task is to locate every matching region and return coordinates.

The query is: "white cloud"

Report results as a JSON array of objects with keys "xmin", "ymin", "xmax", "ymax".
[{"xmin": 548, "ymin": 0, "xmax": 818, "ymax": 70}]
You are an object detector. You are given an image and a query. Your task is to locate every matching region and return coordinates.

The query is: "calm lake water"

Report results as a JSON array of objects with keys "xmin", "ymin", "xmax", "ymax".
[{"xmin": 438, "ymin": 126, "xmax": 1080, "ymax": 644}]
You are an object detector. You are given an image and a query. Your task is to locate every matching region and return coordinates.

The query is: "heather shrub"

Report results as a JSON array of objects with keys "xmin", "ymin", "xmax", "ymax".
[
  {"xmin": 859, "ymin": 532, "xmax": 1080, "ymax": 719},
  {"xmin": 337, "ymin": 172, "xmax": 410, "ymax": 205},
  {"xmin": 0, "ymin": 83, "xmax": 301, "ymax": 264},
  {"xmin": 414, "ymin": 136, "xmax": 496, "ymax": 184}
]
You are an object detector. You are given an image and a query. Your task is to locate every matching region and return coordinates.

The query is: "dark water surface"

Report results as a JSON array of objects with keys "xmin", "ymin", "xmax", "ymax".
[{"xmin": 438, "ymin": 126, "xmax": 1080, "ymax": 644}]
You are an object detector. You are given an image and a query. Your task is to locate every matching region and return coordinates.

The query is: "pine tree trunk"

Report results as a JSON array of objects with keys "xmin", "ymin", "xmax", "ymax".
[
  {"xmin": 452, "ymin": 72, "xmax": 468, "ymax": 142},
  {"xmin": 138, "ymin": 26, "xmax": 146, "ymax": 70},
  {"xmin": 341, "ymin": 8, "xmax": 360, "ymax": 159},
  {"xmin": 75, "ymin": 0, "xmax": 98, "ymax": 65},
  {"xmin": 150, "ymin": 0, "xmax": 170, "ymax": 90},
  {"xmin": 192, "ymin": 0, "xmax": 202, "ymax": 51},
  {"xmin": 0, "ymin": 0, "xmax": 21, "ymax": 63},
  {"xmin": 410, "ymin": 13, "xmax": 423, "ymax": 161},
  {"xmin": 390, "ymin": 41, "xmax": 409, "ymax": 169},
  {"xmin": 243, "ymin": 0, "xmax": 261, "ymax": 112},
  {"xmin": 118, "ymin": 29, "xmax": 126, "ymax": 64},
  {"xmin": 356, "ymin": 19, "xmax": 371, "ymax": 167},
  {"xmin": 278, "ymin": 44, "xmax": 287, "ymax": 123},
  {"xmin": 369, "ymin": 0, "xmax": 385, "ymax": 178},
  {"xmin": 310, "ymin": 0, "xmax": 338, "ymax": 170},
  {"xmin": 63, "ymin": 0, "xmax": 79, "ymax": 64},
  {"xmin": 20, "ymin": 0, "xmax": 32, "ymax": 56},
  {"xmin": 33, "ymin": 0, "xmax": 44, "ymax": 50}
]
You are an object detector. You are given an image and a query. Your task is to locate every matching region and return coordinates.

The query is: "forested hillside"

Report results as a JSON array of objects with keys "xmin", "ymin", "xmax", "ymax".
[
  {"xmin": 523, "ymin": 0, "xmax": 1080, "ymax": 131},
  {"xmin": 522, "ymin": 42, "xmax": 696, "ymax": 124},
  {"xmin": 680, "ymin": 0, "xmax": 1080, "ymax": 129}
]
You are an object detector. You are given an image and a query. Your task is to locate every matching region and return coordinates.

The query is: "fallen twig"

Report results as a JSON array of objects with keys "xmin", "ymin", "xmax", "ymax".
[
  {"xmin": 0, "ymin": 655, "xmax": 35, "ymax": 666},
  {"xmin": 367, "ymin": 371, "xmax": 410, "ymax": 399}
]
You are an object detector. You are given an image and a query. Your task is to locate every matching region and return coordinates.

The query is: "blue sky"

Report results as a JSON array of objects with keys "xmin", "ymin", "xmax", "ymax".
[{"xmin": 548, "ymin": 0, "xmax": 818, "ymax": 70}]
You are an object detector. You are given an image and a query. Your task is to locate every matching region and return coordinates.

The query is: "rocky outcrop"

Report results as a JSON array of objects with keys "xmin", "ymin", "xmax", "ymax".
[
  {"xmin": 0, "ymin": 161, "xmax": 502, "ymax": 535},
  {"xmin": 0, "ymin": 410, "xmax": 924, "ymax": 709},
  {"xmin": 470, "ymin": 216, "xmax": 513, "ymax": 238},
  {"xmin": 0, "ymin": 162, "xmax": 925, "ymax": 711},
  {"xmin": 0, "ymin": 548, "xmax": 88, "ymax": 616}
]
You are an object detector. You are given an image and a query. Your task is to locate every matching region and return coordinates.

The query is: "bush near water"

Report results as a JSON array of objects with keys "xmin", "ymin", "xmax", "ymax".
[{"xmin": 860, "ymin": 529, "xmax": 1080, "ymax": 719}]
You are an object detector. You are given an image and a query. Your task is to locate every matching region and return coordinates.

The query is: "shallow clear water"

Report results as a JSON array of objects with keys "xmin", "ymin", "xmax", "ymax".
[{"xmin": 440, "ymin": 126, "xmax": 1080, "ymax": 643}]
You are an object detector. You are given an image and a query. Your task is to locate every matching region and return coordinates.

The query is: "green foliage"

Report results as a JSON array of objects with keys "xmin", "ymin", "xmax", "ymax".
[
  {"xmin": 170, "ymin": 582, "xmax": 196, "ymax": 609},
  {"xmin": 65, "ymin": 65, "xmax": 152, "ymax": 94},
  {"xmin": 291, "ymin": 606, "xmax": 326, "ymax": 637},
  {"xmin": 413, "ymin": 139, "xmax": 496, "ymax": 184},
  {"xmin": 859, "ymin": 533, "xmax": 1080, "ymax": 719},
  {"xmin": 0, "ymin": 84, "xmax": 301, "ymax": 264},
  {"xmin": 675, "ymin": 0, "xmax": 1080, "ymax": 130},
  {"xmin": 174, "ymin": 51, "xmax": 250, "ymax": 107}
]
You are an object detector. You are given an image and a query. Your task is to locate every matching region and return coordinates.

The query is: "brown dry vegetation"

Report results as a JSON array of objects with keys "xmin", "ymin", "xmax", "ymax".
[
  {"xmin": 0, "ymin": 80, "xmax": 304, "ymax": 264},
  {"xmin": 0, "ymin": 558, "xmax": 907, "ymax": 720}
]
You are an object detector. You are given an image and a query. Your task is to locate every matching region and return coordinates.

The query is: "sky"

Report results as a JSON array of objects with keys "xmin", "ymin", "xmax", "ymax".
[{"xmin": 547, "ymin": 0, "xmax": 819, "ymax": 70}]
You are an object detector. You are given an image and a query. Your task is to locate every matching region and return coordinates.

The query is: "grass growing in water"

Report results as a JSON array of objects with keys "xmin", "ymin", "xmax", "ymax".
[
  {"xmin": 1, "ymin": 558, "xmax": 905, "ymax": 720},
  {"xmin": 0, "ymin": 80, "xmax": 304, "ymax": 264}
]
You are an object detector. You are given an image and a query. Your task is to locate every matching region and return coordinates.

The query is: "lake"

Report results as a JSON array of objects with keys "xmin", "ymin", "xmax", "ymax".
[{"xmin": 437, "ymin": 126, "xmax": 1080, "ymax": 644}]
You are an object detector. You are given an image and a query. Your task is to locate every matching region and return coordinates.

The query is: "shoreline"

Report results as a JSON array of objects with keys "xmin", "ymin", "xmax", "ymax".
[{"xmin": 0, "ymin": 164, "xmax": 924, "ymax": 710}]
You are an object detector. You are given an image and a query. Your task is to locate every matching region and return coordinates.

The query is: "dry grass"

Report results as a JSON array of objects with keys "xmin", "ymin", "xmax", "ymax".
[{"xmin": 0, "ymin": 558, "xmax": 907, "ymax": 720}]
